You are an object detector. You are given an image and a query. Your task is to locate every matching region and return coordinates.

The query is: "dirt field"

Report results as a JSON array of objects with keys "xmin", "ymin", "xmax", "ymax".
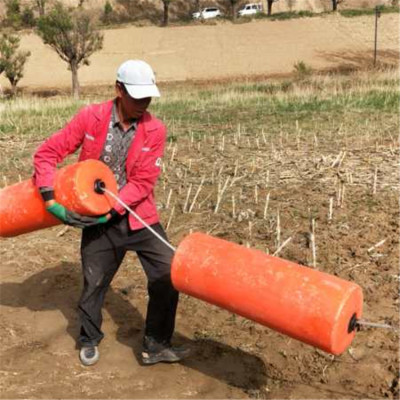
[
  {"xmin": 0, "ymin": 13, "xmax": 399, "ymax": 91},
  {"xmin": 0, "ymin": 13, "xmax": 399, "ymax": 400}
]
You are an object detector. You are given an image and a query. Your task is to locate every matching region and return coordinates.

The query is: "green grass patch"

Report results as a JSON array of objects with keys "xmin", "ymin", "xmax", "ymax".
[
  {"xmin": 152, "ymin": 76, "xmax": 399, "ymax": 124},
  {"xmin": 255, "ymin": 10, "xmax": 316, "ymax": 21},
  {"xmin": 340, "ymin": 6, "xmax": 399, "ymax": 17}
]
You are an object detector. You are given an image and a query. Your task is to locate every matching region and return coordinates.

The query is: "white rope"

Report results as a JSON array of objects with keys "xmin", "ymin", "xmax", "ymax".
[{"xmin": 103, "ymin": 188, "xmax": 176, "ymax": 253}]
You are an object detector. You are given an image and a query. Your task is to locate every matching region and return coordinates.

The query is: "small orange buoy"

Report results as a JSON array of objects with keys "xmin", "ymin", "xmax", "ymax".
[
  {"xmin": 171, "ymin": 232, "xmax": 363, "ymax": 355},
  {"xmin": 0, "ymin": 160, "xmax": 117, "ymax": 237}
]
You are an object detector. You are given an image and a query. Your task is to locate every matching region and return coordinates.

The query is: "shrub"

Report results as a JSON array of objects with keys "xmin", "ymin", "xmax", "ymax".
[
  {"xmin": 21, "ymin": 7, "xmax": 36, "ymax": 27},
  {"xmin": 293, "ymin": 61, "xmax": 313, "ymax": 79}
]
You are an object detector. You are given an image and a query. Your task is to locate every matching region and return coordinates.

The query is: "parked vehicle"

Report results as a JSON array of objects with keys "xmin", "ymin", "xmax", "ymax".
[
  {"xmin": 192, "ymin": 7, "xmax": 222, "ymax": 20},
  {"xmin": 238, "ymin": 3, "xmax": 263, "ymax": 17}
]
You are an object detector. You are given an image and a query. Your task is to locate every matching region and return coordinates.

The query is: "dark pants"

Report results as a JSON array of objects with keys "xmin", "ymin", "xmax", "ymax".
[{"xmin": 78, "ymin": 215, "xmax": 178, "ymax": 347}]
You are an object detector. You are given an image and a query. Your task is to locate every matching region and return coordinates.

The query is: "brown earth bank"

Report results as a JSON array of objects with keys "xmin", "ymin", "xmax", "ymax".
[{"xmin": 0, "ymin": 13, "xmax": 399, "ymax": 92}]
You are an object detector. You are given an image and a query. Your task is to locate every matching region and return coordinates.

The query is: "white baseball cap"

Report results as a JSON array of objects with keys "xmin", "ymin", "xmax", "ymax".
[{"xmin": 116, "ymin": 60, "xmax": 160, "ymax": 99}]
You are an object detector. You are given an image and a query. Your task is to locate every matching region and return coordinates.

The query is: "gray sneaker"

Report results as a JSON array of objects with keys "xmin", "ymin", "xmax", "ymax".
[
  {"xmin": 79, "ymin": 345, "xmax": 99, "ymax": 366},
  {"xmin": 141, "ymin": 336, "xmax": 191, "ymax": 365}
]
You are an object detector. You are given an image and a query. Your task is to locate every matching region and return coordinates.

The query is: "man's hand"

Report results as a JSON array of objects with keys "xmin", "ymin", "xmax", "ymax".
[
  {"xmin": 46, "ymin": 201, "xmax": 110, "ymax": 229},
  {"xmin": 40, "ymin": 187, "xmax": 115, "ymax": 229}
]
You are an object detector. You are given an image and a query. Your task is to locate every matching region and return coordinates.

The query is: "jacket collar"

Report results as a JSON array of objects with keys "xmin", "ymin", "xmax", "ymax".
[
  {"xmin": 92, "ymin": 100, "xmax": 113, "ymax": 121},
  {"xmin": 93, "ymin": 99, "xmax": 159, "ymax": 133}
]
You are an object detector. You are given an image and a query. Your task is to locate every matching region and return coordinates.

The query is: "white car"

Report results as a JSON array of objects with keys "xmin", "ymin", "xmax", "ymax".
[
  {"xmin": 238, "ymin": 3, "xmax": 263, "ymax": 17},
  {"xmin": 192, "ymin": 7, "xmax": 222, "ymax": 20}
]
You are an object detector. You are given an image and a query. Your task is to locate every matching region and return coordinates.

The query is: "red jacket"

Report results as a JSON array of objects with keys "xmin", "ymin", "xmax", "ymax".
[{"xmin": 33, "ymin": 100, "xmax": 166, "ymax": 230}]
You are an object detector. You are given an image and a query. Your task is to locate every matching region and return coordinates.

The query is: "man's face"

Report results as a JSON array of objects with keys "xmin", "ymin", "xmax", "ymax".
[{"xmin": 116, "ymin": 82, "xmax": 152, "ymax": 120}]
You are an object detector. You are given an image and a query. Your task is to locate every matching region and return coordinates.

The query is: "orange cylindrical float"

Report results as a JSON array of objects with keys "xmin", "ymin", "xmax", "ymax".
[
  {"xmin": 0, "ymin": 160, "xmax": 117, "ymax": 237},
  {"xmin": 171, "ymin": 232, "xmax": 363, "ymax": 355}
]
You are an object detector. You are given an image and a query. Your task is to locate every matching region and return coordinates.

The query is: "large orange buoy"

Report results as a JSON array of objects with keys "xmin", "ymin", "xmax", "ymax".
[
  {"xmin": 171, "ymin": 232, "xmax": 363, "ymax": 355},
  {"xmin": 0, "ymin": 160, "xmax": 117, "ymax": 238}
]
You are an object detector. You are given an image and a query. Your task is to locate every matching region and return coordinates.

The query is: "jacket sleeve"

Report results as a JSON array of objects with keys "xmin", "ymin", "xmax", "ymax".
[
  {"xmin": 33, "ymin": 107, "xmax": 87, "ymax": 188},
  {"xmin": 113, "ymin": 125, "xmax": 166, "ymax": 214}
]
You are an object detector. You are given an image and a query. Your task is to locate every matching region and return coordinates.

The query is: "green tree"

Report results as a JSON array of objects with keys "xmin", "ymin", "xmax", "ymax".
[
  {"xmin": 5, "ymin": 0, "xmax": 22, "ymax": 28},
  {"xmin": 37, "ymin": 3, "xmax": 103, "ymax": 99},
  {"xmin": 102, "ymin": 0, "xmax": 114, "ymax": 24},
  {"xmin": 0, "ymin": 34, "xmax": 20, "ymax": 76},
  {"xmin": 0, "ymin": 33, "xmax": 31, "ymax": 95}
]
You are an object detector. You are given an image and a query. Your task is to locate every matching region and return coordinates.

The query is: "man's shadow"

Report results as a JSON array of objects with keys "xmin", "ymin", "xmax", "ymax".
[{"xmin": 0, "ymin": 262, "xmax": 267, "ymax": 393}]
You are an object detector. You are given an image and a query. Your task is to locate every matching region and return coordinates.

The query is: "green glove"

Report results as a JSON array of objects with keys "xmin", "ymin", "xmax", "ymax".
[{"xmin": 46, "ymin": 202, "xmax": 108, "ymax": 228}]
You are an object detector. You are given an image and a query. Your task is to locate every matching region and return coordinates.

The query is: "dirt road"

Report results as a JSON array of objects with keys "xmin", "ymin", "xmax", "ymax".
[{"xmin": 0, "ymin": 13, "xmax": 398, "ymax": 90}]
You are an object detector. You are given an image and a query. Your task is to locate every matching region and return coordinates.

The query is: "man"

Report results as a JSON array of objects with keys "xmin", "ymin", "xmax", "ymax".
[{"xmin": 33, "ymin": 60, "xmax": 189, "ymax": 366}]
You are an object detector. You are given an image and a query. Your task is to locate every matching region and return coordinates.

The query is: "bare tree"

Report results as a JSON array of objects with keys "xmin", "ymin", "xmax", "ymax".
[
  {"xmin": 37, "ymin": 3, "xmax": 103, "ymax": 99},
  {"xmin": 266, "ymin": 0, "xmax": 274, "ymax": 16},
  {"xmin": 0, "ymin": 33, "xmax": 31, "ymax": 95},
  {"xmin": 161, "ymin": 0, "xmax": 172, "ymax": 26},
  {"xmin": 228, "ymin": 0, "xmax": 239, "ymax": 20}
]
